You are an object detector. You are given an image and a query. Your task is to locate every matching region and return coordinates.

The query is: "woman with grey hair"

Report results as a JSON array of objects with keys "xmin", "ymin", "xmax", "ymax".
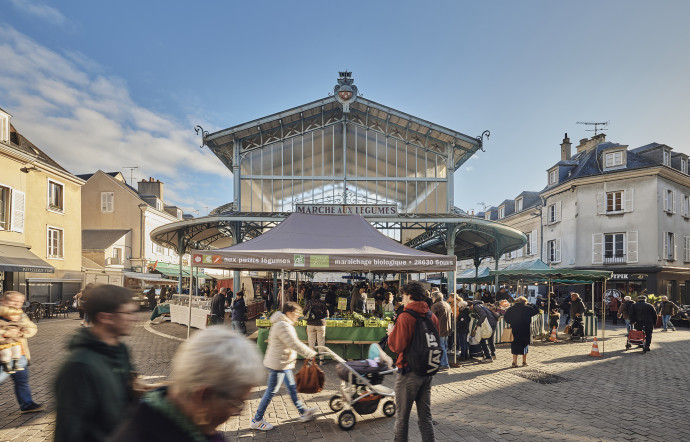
[{"xmin": 107, "ymin": 327, "xmax": 263, "ymax": 442}]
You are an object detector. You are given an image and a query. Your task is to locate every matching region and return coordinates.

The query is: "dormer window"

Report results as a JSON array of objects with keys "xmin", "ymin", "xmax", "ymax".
[
  {"xmin": 663, "ymin": 150, "xmax": 671, "ymax": 166},
  {"xmin": 156, "ymin": 199, "xmax": 163, "ymax": 211},
  {"xmin": 548, "ymin": 169, "xmax": 558, "ymax": 186},
  {"xmin": 0, "ymin": 111, "xmax": 9, "ymax": 144},
  {"xmin": 681, "ymin": 158, "xmax": 687, "ymax": 174},
  {"xmin": 484, "ymin": 212, "xmax": 491, "ymax": 220},
  {"xmin": 498, "ymin": 206, "xmax": 505, "ymax": 219},
  {"xmin": 515, "ymin": 198, "xmax": 523, "ymax": 212},
  {"xmin": 604, "ymin": 150, "xmax": 624, "ymax": 169}
]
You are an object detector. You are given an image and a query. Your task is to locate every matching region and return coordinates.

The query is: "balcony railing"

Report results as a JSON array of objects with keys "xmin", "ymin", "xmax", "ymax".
[{"xmin": 603, "ymin": 254, "xmax": 626, "ymax": 264}]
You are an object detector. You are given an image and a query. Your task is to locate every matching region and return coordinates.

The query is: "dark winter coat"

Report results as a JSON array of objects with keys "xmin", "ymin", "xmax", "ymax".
[
  {"xmin": 305, "ymin": 298, "xmax": 328, "ymax": 326},
  {"xmin": 630, "ymin": 300, "xmax": 657, "ymax": 326},
  {"xmin": 570, "ymin": 297, "xmax": 586, "ymax": 318},
  {"xmin": 456, "ymin": 308, "xmax": 471, "ymax": 334},
  {"xmin": 618, "ymin": 300, "xmax": 634, "ymax": 320},
  {"xmin": 504, "ymin": 303, "xmax": 539, "ymax": 355},
  {"xmin": 231, "ymin": 297, "xmax": 246, "ymax": 321},
  {"xmin": 658, "ymin": 300, "xmax": 679, "ymax": 316},
  {"xmin": 430, "ymin": 300, "xmax": 452, "ymax": 337},
  {"xmin": 54, "ymin": 328, "xmax": 135, "ymax": 442},
  {"xmin": 472, "ymin": 301, "xmax": 497, "ymax": 329},
  {"xmin": 210, "ymin": 292, "xmax": 226, "ymax": 318}
]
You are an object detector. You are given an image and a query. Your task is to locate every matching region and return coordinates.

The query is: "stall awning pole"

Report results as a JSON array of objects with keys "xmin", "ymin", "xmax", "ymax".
[
  {"xmin": 602, "ymin": 278, "xmax": 607, "ymax": 355},
  {"xmin": 281, "ymin": 269, "xmax": 286, "ymax": 309}
]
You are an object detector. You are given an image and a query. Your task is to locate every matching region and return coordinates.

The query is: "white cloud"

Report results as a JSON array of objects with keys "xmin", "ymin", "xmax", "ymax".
[
  {"xmin": 7, "ymin": 0, "xmax": 67, "ymax": 26},
  {"xmin": 463, "ymin": 166, "xmax": 474, "ymax": 172},
  {"xmin": 0, "ymin": 27, "xmax": 230, "ymax": 206}
]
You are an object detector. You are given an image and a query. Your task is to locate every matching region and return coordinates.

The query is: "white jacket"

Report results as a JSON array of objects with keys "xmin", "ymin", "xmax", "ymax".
[{"xmin": 263, "ymin": 311, "xmax": 317, "ymax": 370}]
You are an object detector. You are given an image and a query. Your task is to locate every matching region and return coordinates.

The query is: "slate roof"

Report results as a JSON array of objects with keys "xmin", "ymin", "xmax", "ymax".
[
  {"xmin": 76, "ymin": 172, "xmax": 121, "ymax": 181},
  {"xmin": 9, "ymin": 124, "xmax": 69, "ymax": 173},
  {"xmin": 82, "ymin": 229, "xmax": 130, "ymax": 250}
]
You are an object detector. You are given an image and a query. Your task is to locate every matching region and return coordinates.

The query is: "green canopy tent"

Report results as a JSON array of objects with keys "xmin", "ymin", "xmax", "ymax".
[
  {"xmin": 490, "ymin": 261, "xmax": 612, "ymax": 354},
  {"xmin": 456, "ymin": 266, "xmax": 493, "ymax": 284}
]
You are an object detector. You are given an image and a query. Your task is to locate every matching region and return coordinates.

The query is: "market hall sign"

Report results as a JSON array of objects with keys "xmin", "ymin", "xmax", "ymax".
[{"xmin": 295, "ymin": 204, "xmax": 398, "ymax": 216}]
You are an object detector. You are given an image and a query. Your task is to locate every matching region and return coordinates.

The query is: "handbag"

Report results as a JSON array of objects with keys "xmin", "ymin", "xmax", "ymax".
[
  {"xmin": 655, "ymin": 314, "xmax": 662, "ymax": 329},
  {"xmin": 295, "ymin": 358, "xmax": 324, "ymax": 394},
  {"xmin": 480, "ymin": 319, "xmax": 493, "ymax": 339},
  {"xmin": 501, "ymin": 327, "xmax": 514, "ymax": 343}
]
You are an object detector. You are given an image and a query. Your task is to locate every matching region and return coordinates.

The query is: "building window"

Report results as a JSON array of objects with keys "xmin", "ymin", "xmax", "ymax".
[
  {"xmin": 48, "ymin": 180, "xmax": 64, "ymax": 212},
  {"xmin": 101, "ymin": 192, "xmax": 114, "ymax": 213},
  {"xmin": 664, "ymin": 189, "xmax": 675, "ymax": 213},
  {"xmin": 547, "ymin": 202, "xmax": 561, "ymax": 224},
  {"xmin": 515, "ymin": 198, "xmax": 523, "ymax": 212},
  {"xmin": 665, "ymin": 232, "xmax": 675, "ymax": 260},
  {"xmin": 156, "ymin": 199, "xmax": 163, "ymax": 211},
  {"xmin": 682, "ymin": 195, "xmax": 690, "ymax": 218},
  {"xmin": 484, "ymin": 212, "xmax": 491, "ymax": 220},
  {"xmin": 604, "ymin": 233, "xmax": 625, "ymax": 263},
  {"xmin": 685, "ymin": 236, "xmax": 690, "ymax": 263},
  {"xmin": 547, "ymin": 239, "xmax": 560, "ymax": 263},
  {"xmin": 498, "ymin": 206, "xmax": 505, "ymax": 219},
  {"xmin": 548, "ymin": 170, "xmax": 558, "ymax": 185},
  {"xmin": 112, "ymin": 247, "xmax": 122, "ymax": 265},
  {"xmin": 47, "ymin": 227, "xmax": 64, "ymax": 258},
  {"xmin": 525, "ymin": 232, "xmax": 532, "ymax": 255},
  {"xmin": 604, "ymin": 151, "xmax": 623, "ymax": 168},
  {"xmin": 663, "ymin": 150, "xmax": 670, "ymax": 166},
  {"xmin": 606, "ymin": 191, "xmax": 623, "ymax": 213},
  {"xmin": 0, "ymin": 185, "xmax": 8, "ymax": 230},
  {"xmin": 153, "ymin": 243, "xmax": 163, "ymax": 254},
  {"xmin": 682, "ymin": 158, "xmax": 688, "ymax": 174}
]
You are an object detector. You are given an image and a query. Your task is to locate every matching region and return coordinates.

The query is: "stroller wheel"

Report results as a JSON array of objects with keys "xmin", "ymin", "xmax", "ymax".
[
  {"xmin": 625, "ymin": 343, "xmax": 630, "ymax": 350},
  {"xmin": 338, "ymin": 410, "xmax": 356, "ymax": 431},
  {"xmin": 329, "ymin": 395, "xmax": 344, "ymax": 412},
  {"xmin": 383, "ymin": 400, "xmax": 396, "ymax": 417}
]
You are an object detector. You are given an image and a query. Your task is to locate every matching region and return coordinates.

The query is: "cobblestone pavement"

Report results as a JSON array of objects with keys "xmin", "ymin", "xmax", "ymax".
[{"xmin": 2, "ymin": 313, "xmax": 689, "ymax": 441}]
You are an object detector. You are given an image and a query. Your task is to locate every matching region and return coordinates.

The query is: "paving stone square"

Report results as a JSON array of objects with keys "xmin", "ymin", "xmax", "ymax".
[{"xmin": 2, "ymin": 312, "xmax": 689, "ymax": 441}]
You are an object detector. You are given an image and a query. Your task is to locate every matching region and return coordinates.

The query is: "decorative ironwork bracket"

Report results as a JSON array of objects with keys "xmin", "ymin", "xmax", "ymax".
[{"xmin": 194, "ymin": 125, "xmax": 209, "ymax": 148}]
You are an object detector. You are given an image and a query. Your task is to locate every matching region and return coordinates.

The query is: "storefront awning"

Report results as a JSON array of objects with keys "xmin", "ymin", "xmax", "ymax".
[
  {"xmin": 123, "ymin": 272, "xmax": 178, "ymax": 284},
  {"xmin": 0, "ymin": 243, "xmax": 54, "ymax": 273}
]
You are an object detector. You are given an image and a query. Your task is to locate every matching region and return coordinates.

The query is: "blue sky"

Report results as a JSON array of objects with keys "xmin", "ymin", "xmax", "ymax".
[{"xmin": 1, "ymin": 1, "xmax": 689, "ymax": 215}]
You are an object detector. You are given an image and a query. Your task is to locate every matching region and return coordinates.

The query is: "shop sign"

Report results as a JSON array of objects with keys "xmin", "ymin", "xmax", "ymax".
[
  {"xmin": 611, "ymin": 274, "xmax": 628, "ymax": 280},
  {"xmin": 337, "ymin": 297, "xmax": 348, "ymax": 310},
  {"xmin": 295, "ymin": 204, "xmax": 398, "ymax": 216},
  {"xmin": 366, "ymin": 298, "xmax": 376, "ymax": 312}
]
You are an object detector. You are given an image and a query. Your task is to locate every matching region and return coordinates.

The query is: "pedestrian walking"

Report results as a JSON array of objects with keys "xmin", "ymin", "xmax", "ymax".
[
  {"xmin": 630, "ymin": 295, "xmax": 657, "ymax": 353},
  {"xmin": 388, "ymin": 281, "xmax": 439, "ymax": 442},
  {"xmin": 305, "ymin": 291, "xmax": 329, "ymax": 365},
  {"xmin": 657, "ymin": 296, "xmax": 679, "ymax": 331},
  {"xmin": 54, "ymin": 285, "xmax": 140, "ymax": 442},
  {"xmin": 0, "ymin": 291, "xmax": 43, "ymax": 413},
  {"xmin": 455, "ymin": 301, "xmax": 471, "ymax": 361},
  {"xmin": 503, "ymin": 296, "xmax": 540, "ymax": 367},
  {"xmin": 618, "ymin": 296, "xmax": 635, "ymax": 332},
  {"xmin": 608, "ymin": 296, "xmax": 620, "ymax": 325},
  {"xmin": 210, "ymin": 287, "xmax": 227, "ymax": 325},
  {"xmin": 107, "ymin": 327, "xmax": 263, "ymax": 442},
  {"xmin": 472, "ymin": 298, "xmax": 497, "ymax": 362},
  {"xmin": 250, "ymin": 302, "xmax": 318, "ymax": 431}
]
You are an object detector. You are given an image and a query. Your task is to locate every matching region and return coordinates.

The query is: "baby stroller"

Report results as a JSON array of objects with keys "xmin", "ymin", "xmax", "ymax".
[
  {"xmin": 569, "ymin": 317, "xmax": 586, "ymax": 342},
  {"xmin": 317, "ymin": 345, "xmax": 397, "ymax": 431},
  {"xmin": 625, "ymin": 328, "xmax": 646, "ymax": 352}
]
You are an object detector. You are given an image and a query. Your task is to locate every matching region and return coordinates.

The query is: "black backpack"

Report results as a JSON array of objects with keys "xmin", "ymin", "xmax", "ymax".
[{"xmin": 400, "ymin": 310, "xmax": 442, "ymax": 376}]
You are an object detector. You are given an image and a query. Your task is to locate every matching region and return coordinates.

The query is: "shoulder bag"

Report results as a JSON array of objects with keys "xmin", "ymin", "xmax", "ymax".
[
  {"xmin": 295, "ymin": 358, "xmax": 325, "ymax": 393},
  {"xmin": 501, "ymin": 326, "xmax": 514, "ymax": 342}
]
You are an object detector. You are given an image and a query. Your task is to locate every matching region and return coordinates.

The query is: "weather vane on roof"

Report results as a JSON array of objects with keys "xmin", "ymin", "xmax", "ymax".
[{"xmin": 334, "ymin": 71, "xmax": 357, "ymax": 113}]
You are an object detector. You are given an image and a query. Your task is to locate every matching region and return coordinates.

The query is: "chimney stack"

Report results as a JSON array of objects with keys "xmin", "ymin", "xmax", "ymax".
[
  {"xmin": 560, "ymin": 133, "xmax": 572, "ymax": 161},
  {"xmin": 138, "ymin": 177, "xmax": 164, "ymax": 200}
]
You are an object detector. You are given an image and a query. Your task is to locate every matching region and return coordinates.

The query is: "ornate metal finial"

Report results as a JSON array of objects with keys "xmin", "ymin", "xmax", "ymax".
[
  {"xmin": 475, "ymin": 130, "xmax": 490, "ymax": 152},
  {"xmin": 334, "ymin": 71, "xmax": 357, "ymax": 113},
  {"xmin": 194, "ymin": 125, "xmax": 208, "ymax": 149}
]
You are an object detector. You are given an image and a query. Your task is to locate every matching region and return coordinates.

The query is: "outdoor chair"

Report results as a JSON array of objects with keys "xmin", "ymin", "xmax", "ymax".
[
  {"xmin": 26, "ymin": 302, "xmax": 43, "ymax": 323},
  {"xmin": 56, "ymin": 300, "xmax": 69, "ymax": 318}
]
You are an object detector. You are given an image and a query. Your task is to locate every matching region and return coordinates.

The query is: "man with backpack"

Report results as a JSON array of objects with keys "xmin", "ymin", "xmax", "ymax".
[{"xmin": 388, "ymin": 281, "xmax": 440, "ymax": 442}]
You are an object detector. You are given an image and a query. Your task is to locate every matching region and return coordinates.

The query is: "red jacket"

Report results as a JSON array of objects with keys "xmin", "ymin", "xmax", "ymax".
[{"xmin": 388, "ymin": 301, "xmax": 440, "ymax": 369}]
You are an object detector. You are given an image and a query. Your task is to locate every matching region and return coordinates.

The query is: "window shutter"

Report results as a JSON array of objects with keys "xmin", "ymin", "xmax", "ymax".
[
  {"xmin": 592, "ymin": 233, "xmax": 603, "ymax": 264},
  {"xmin": 555, "ymin": 238, "xmax": 561, "ymax": 263},
  {"xmin": 517, "ymin": 247, "xmax": 523, "ymax": 258},
  {"xmin": 542, "ymin": 206, "xmax": 547, "ymax": 226},
  {"xmin": 530, "ymin": 230, "xmax": 537, "ymax": 255},
  {"xmin": 101, "ymin": 192, "xmax": 108, "ymax": 212},
  {"xmin": 663, "ymin": 189, "xmax": 669, "ymax": 212},
  {"xmin": 672, "ymin": 191, "xmax": 677, "ymax": 214},
  {"xmin": 542, "ymin": 241, "xmax": 547, "ymax": 262},
  {"xmin": 627, "ymin": 231, "xmax": 638, "ymax": 263},
  {"xmin": 673, "ymin": 233, "xmax": 677, "ymax": 260},
  {"xmin": 10, "ymin": 190, "xmax": 25, "ymax": 233},
  {"xmin": 624, "ymin": 189, "xmax": 634, "ymax": 213},
  {"xmin": 685, "ymin": 236, "xmax": 690, "ymax": 262},
  {"xmin": 555, "ymin": 201, "xmax": 562, "ymax": 222},
  {"xmin": 597, "ymin": 192, "xmax": 605, "ymax": 215},
  {"xmin": 663, "ymin": 231, "xmax": 667, "ymax": 259}
]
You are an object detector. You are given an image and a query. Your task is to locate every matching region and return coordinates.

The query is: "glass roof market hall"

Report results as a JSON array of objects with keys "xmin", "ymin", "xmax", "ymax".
[{"xmin": 153, "ymin": 73, "xmax": 525, "ymax": 291}]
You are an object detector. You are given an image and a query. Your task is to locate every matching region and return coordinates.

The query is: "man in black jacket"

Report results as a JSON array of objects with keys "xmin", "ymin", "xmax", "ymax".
[
  {"xmin": 630, "ymin": 295, "xmax": 657, "ymax": 352},
  {"xmin": 210, "ymin": 288, "xmax": 227, "ymax": 325}
]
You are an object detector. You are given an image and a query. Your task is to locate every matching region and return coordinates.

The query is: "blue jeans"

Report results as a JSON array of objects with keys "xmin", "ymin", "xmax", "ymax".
[
  {"xmin": 662, "ymin": 315, "xmax": 674, "ymax": 330},
  {"xmin": 232, "ymin": 320, "xmax": 246, "ymax": 334},
  {"xmin": 439, "ymin": 336, "xmax": 449, "ymax": 368},
  {"xmin": 624, "ymin": 318, "xmax": 633, "ymax": 332},
  {"xmin": 458, "ymin": 333, "xmax": 469, "ymax": 359},
  {"xmin": 254, "ymin": 369, "xmax": 304, "ymax": 421},
  {"xmin": 0, "ymin": 356, "xmax": 33, "ymax": 410}
]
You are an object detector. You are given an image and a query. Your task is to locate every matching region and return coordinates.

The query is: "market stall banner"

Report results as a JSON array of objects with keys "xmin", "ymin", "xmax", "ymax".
[{"xmin": 190, "ymin": 213, "xmax": 456, "ymax": 272}]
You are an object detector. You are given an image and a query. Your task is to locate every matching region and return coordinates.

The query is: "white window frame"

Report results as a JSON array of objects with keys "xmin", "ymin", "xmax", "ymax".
[
  {"xmin": 685, "ymin": 236, "xmax": 690, "ymax": 263},
  {"xmin": 547, "ymin": 201, "xmax": 561, "ymax": 224},
  {"xmin": 0, "ymin": 184, "xmax": 10, "ymax": 231},
  {"xmin": 546, "ymin": 239, "xmax": 561, "ymax": 263},
  {"xmin": 515, "ymin": 198, "xmax": 523, "ymax": 212},
  {"xmin": 664, "ymin": 189, "xmax": 676, "ymax": 214},
  {"xmin": 548, "ymin": 169, "xmax": 558, "ymax": 185},
  {"xmin": 0, "ymin": 112, "xmax": 9, "ymax": 143},
  {"xmin": 155, "ymin": 199, "xmax": 163, "ymax": 211},
  {"xmin": 606, "ymin": 191, "xmax": 623, "ymax": 213},
  {"xmin": 604, "ymin": 232, "xmax": 626, "ymax": 261},
  {"xmin": 153, "ymin": 242, "xmax": 163, "ymax": 254},
  {"xmin": 47, "ymin": 179, "xmax": 65, "ymax": 213},
  {"xmin": 498, "ymin": 206, "xmax": 505, "ymax": 219},
  {"xmin": 663, "ymin": 150, "xmax": 670, "ymax": 166},
  {"xmin": 101, "ymin": 192, "xmax": 114, "ymax": 213},
  {"xmin": 663, "ymin": 231, "xmax": 676, "ymax": 261},
  {"xmin": 682, "ymin": 194, "xmax": 690, "ymax": 218},
  {"xmin": 112, "ymin": 247, "xmax": 122, "ymax": 265},
  {"xmin": 47, "ymin": 226, "xmax": 64, "ymax": 259},
  {"xmin": 484, "ymin": 212, "xmax": 491, "ymax": 220},
  {"xmin": 682, "ymin": 158, "xmax": 688, "ymax": 174},
  {"xmin": 604, "ymin": 150, "xmax": 624, "ymax": 168}
]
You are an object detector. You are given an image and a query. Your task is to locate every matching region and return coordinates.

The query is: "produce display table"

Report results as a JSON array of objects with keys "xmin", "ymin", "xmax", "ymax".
[
  {"xmin": 257, "ymin": 326, "xmax": 387, "ymax": 360},
  {"xmin": 149, "ymin": 303, "xmax": 170, "ymax": 320}
]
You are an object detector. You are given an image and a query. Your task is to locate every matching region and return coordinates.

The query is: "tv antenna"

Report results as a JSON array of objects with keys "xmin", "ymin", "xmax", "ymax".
[
  {"xmin": 477, "ymin": 202, "xmax": 490, "ymax": 211},
  {"xmin": 123, "ymin": 166, "xmax": 138, "ymax": 185},
  {"xmin": 576, "ymin": 121, "xmax": 609, "ymax": 136}
]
